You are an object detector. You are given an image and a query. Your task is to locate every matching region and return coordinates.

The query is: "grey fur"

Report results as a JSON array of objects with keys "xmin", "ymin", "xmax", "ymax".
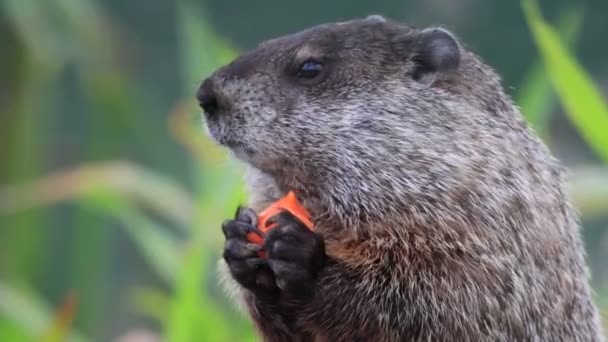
[{"xmin": 200, "ymin": 16, "xmax": 604, "ymax": 341}]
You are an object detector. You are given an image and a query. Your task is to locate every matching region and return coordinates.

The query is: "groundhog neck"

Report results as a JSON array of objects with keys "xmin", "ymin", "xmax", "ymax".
[
  {"xmin": 245, "ymin": 164, "xmax": 383, "ymax": 233},
  {"xmin": 247, "ymin": 164, "xmax": 468, "ymax": 238}
]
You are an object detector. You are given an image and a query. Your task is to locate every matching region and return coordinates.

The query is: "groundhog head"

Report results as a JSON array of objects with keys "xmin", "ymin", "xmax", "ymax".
[{"xmin": 198, "ymin": 15, "xmax": 517, "ymax": 224}]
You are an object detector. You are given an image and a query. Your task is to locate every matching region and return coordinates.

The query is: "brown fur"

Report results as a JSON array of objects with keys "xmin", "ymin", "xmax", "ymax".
[{"xmin": 203, "ymin": 15, "xmax": 604, "ymax": 341}]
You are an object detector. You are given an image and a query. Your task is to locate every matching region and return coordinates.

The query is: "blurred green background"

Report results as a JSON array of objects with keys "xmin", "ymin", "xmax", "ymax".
[{"xmin": 1, "ymin": 0, "xmax": 607, "ymax": 341}]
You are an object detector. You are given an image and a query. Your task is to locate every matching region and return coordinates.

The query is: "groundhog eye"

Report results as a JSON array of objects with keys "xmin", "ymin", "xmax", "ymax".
[{"xmin": 297, "ymin": 60, "xmax": 323, "ymax": 79}]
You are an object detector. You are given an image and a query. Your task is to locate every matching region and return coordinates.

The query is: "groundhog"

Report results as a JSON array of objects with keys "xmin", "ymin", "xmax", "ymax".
[{"xmin": 197, "ymin": 15, "xmax": 604, "ymax": 341}]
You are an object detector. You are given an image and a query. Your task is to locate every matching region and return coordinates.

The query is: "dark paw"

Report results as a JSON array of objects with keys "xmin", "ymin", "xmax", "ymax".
[
  {"xmin": 222, "ymin": 207, "xmax": 278, "ymax": 298},
  {"xmin": 263, "ymin": 211, "xmax": 326, "ymax": 300}
]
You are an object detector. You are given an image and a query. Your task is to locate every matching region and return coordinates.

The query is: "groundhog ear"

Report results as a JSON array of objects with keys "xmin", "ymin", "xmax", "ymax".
[{"xmin": 411, "ymin": 28, "xmax": 461, "ymax": 81}]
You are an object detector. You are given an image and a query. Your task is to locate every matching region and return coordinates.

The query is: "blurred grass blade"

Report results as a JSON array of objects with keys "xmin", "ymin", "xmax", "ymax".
[
  {"xmin": 80, "ymin": 192, "xmax": 183, "ymax": 285},
  {"xmin": 165, "ymin": 2, "xmax": 246, "ymax": 341},
  {"xmin": 0, "ymin": 283, "xmax": 52, "ymax": 337},
  {"xmin": 0, "ymin": 161, "xmax": 187, "ymax": 285},
  {"xmin": 168, "ymin": 100, "xmax": 227, "ymax": 166},
  {"xmin": 176, "ymin": 0, "xmax": 237, "ymax": 91},
  {"xmin": 0, "ymin": 319, "xmax": 30, "ymax": 342},
  {"xmin": 164, "ymin": 163, "xmax": 247, "ymax": 341},
  {"xmin": 40, "ymin": 292, "xmax": 78, "ymax": 342},
  {"xmin": 129, "ymin": 287, "xmax": 171, "ymax": 324},
  {"xmin": 53, "ymin": 0, "xmax": 115, "ymax": 66},
  {"xmin": 516, "ymin": 6, "xmax": 582, "ymax": 137},
  {"xmin": 164, "ymin": 158, "xmax": 247, "ymax": 342},
  {"xmin": 1, "ymin": 0, "xmax": 67, "ymax": 67},
  {"xmin": 1, "ymin": 0, "xmax": 70, "ymax": 286},
  {"xmin": 119, "ymin": 211, "xmax": 183, "ymax": 286},
  {"xmin": 164, "ymin": 242, "xmax": 231, "ymax": 342},
  {"xmin": 0, "ymin": 283, "xmax": 88, "ymax": 342},
  {"xmin": 0, "ymin": 161, "xmax": 195, "ymax": 229},
  {"xmin": 522, "ymin": 0, "xmax": 608, "ymax": 162}
]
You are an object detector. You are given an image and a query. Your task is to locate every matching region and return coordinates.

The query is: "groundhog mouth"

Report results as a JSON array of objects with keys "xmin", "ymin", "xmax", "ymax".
[
  {"xmin": 217, "ymin": 139, "xmax": 255, "ymax": 161},
  {"xmin": 204, "ymin": 120, "xmax": 233, "ymax": 148},
  {"xmin": 229, "ymin": 144, "xmax": 253, "ymax": 158}
]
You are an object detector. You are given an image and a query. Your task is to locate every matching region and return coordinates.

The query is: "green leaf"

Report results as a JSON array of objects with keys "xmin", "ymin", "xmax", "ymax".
[
  {"xmin": 522, "ymin": 0, "xmax": 608, "ymax": 162},
  {"xmin": 0, "ymin": 319, "xmax": 30, "ymax": 342},
  {"xmin": 516, "ymin": 6, "xmax": 582, "ymax": 137},
  {"xmin": 164, "ymin": 2, "xmax": 247, "ymax": 341}
]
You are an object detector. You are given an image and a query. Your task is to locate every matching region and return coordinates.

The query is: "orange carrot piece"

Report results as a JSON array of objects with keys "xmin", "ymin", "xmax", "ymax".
[{"xmin": 246, "ymin": 191, "xmax": 313, "ymax": 251}]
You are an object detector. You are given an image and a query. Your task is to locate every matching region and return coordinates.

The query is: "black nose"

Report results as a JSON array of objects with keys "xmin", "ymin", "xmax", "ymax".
[{"xmin": 197, "ymin": 79, "xmax": 219, "ymax": 118}]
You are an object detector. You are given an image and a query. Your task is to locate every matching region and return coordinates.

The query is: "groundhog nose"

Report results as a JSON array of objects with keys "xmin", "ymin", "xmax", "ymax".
[{"xmin": 197, "ymin": 79, "xmax": 220, "ymax": 118}]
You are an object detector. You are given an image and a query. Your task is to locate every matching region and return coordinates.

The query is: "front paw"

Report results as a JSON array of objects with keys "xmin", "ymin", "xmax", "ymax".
[
  {"xmin": 264, "ymin": 211, "xmax": 326, "ymax": 301},
  {"xmin": 222, "ymin": 207, "xmax": 278, "ymax": 299}
]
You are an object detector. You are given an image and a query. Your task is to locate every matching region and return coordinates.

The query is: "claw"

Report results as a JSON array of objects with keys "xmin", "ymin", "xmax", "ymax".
[
  {"xmin": 236, "ymin": 207, "xmax": 259, "ymax": 226},
  {"xmin": 234, "ymin": 207, "xmax": 267, "ymax": 242}
]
